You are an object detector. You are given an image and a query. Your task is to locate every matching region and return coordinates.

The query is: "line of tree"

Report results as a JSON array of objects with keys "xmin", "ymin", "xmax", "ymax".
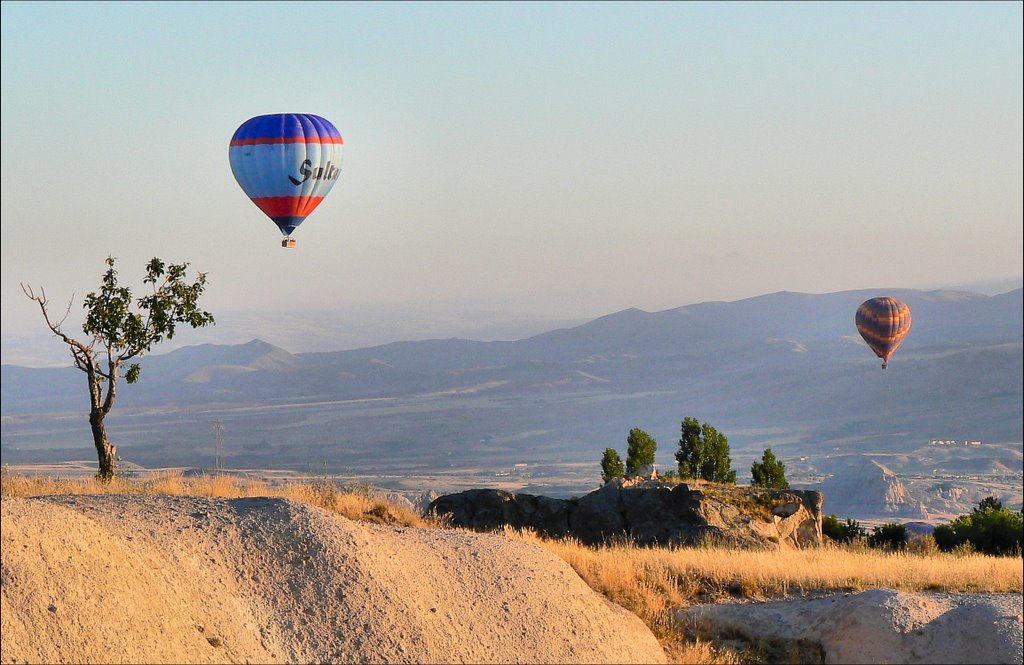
[
  {"xmin": 823, "ymin": 497, "xmax": 1022, "ymax": 556},
  {"xmin": 625, "ymin": 427, "xmax": 657, "ymax": 475},
  {"xmin": 600, "ymin": 427, "xmax": 659, "ymax": 482},
  {"xmin": 600, "ymin": 448, "xmax": 624, "ymax": 483},
  {"xmin": 933, "ymin": 497, "xmax": 1023, "ymax": 555},
  {"xmin": 600, "ymin": 417, "xmax": 741, "ymax": 485}
]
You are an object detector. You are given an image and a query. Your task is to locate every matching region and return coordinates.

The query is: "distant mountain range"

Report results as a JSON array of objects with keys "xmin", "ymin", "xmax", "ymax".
[{"xmin": 2, "ymin": 287, "xmax": 1021, "ymax": 480}]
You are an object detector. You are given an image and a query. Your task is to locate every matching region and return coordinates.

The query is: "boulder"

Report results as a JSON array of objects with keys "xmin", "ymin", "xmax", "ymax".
[
  {"xmin": 626, "ymin": 463, "xmax": 657, "ymax": 480},
  {"xmin": 677, "ymin": 589, "xmax": 1023, "ymax": 665},
  {"xmin": 429, "ymin": 483, "xmax": 824, "ymax": 549},
  {"xmin": 570, "ymin": 481, "xmax": 627, "ymax": 543},
  {"xmin": 429, "ymin": 489, "xmax": 571, "ymax": 537},
  {"xmin": 771, "ymin": 491, "xmax": 823, "ymax": 546}
]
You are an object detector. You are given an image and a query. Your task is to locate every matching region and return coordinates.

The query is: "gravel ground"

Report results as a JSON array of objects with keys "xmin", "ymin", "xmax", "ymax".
[{"xmin": 1, "ymin": 494, "xmax": 666, "ymax": 664}]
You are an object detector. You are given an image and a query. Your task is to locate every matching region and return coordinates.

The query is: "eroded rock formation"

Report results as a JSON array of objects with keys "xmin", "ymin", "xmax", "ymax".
[{"xmin": 429, "ymin": 481, "xmax": 823, "ymax": 549}]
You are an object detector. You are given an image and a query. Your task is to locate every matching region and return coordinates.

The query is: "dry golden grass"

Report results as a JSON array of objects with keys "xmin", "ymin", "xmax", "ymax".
[
  {"xmin": 0, "ymin": 471, "xmax": 429, "ymax": 528},
  {"xmin": 527, "ymin": 531, "xmax": 1022, "ymax": 597},
  {"xmin": 506, "ymin": 527, "xmax": 1022, "ymax": 664},
  {"xmin": 5, "ymin": 472, "xmax": 1020, "ymax": 665}
]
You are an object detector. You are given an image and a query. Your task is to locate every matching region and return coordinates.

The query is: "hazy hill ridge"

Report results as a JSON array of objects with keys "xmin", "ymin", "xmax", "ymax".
[
  {"xmin": 2, "ymin": 287, "xmax": 1021, "ymax": 486},
  {"xmin": 4, "ymin": 287, "xmax": 1020, "ymax": 412}
]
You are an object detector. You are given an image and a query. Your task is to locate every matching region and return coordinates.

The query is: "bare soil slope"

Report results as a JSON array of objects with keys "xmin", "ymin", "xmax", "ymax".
[{"xmin": 1, "ymin": 495, "xmax": 665, "ymax": 664}]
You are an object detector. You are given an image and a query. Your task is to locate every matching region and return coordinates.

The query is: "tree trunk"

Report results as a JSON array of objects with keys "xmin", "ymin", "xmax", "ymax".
[{"xmin": 89, "ymin": 409, "xmax": 117, "ymax": 481}]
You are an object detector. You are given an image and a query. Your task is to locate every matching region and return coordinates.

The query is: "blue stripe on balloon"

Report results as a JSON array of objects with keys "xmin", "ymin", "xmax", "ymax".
[{"xmin": 231, "ymin": 113, "xmax": 342, "ymax": 143}]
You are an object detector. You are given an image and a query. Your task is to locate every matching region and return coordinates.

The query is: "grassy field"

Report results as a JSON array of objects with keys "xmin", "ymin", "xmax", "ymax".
[
  {"xmin": 3, "ymin": 472, "xmax": 1021, "ymax": 664},
  {"xmin": 514, "ymin": 528, "xmax": 1022, "ymax": 663}
]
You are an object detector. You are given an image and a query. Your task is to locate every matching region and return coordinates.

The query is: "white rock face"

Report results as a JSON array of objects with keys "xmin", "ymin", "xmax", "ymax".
[
  {"xmin": 677, "ymin": 588, "xmax": 1023, "ymax": 665},
  {"xmin": 817, "ymin": 459, "xmax": 918, "ymax": 517}
]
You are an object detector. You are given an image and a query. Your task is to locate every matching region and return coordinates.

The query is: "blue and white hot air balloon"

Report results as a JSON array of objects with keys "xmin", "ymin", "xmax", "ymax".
[{"xmin": 229, "ymin": 113, "xmax": 344, "ymax": 247}]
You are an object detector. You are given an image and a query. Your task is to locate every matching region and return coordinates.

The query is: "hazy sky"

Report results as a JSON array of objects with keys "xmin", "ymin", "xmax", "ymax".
[{"xmin": 2, "ymin": 2, "xmax": 1022, "ymax": 344}]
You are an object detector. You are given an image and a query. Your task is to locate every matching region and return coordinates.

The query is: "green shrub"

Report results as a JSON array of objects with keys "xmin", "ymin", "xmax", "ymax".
[
  {"xmin": 364, "ymin": 503, "xmax": 392, "ymax": 523},
  {"xmin": 822, "ymin": 514, "xmax": 864, "ymax": 543},
  {"xmin": 933, "ymin": 497, "xmax": 1023, "ymax": 556},
  {"xmin": 975, "ymin": 496, "xmax": 1004, "ymax": 513},
  {"xmin": 868, "ymin": 522, "xmax": 908, "ymax": 550},
  {"xmin": 932, "ymin": 523, "xmax": 958, "ymax": 550}
]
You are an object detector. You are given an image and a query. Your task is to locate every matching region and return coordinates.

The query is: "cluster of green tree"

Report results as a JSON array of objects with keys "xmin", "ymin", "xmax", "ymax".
[
  {"xmin": 749, "ymin": 448, "xmax": 788, "ymax": 489},
  {"xmin": 600, "ymin": 427, "xmax": 657, "ymax": 483},
  {"xmin": 933, "ymin": 497, "xmax": 1023, "ymax": 555},
  {"xmin": 823, "ymin": 497, "xmax": 1023, "ymax": 556},
  {"xmin": 675, "ymin": 417, "xmax": 736, "ymax": 483},
  {"xmin": 600, "ymin": 418, "xmax": 790, "ymax": 489}
]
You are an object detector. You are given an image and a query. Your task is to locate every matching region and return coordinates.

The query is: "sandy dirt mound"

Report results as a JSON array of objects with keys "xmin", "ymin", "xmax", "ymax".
[{"xmin": 1, "ymin": 495, "xmax": 665, "ymax": 664}]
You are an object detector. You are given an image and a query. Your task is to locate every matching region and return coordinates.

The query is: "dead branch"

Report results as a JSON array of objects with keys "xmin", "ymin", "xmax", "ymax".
[{"xmin": 21, "ymin": 282, "xmax": 93, "ymax": 356}]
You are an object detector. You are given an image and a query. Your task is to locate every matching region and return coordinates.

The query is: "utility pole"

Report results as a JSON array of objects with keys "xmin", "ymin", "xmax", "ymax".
[{"xmin": 213, "ymin": 420, "xmax": 225, "ymax": 473}]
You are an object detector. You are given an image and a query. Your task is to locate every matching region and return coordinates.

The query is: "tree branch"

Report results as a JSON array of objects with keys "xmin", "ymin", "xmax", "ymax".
[{"xmin": 21, "ymin": 283, "xmax": 95, "ymax": 358}]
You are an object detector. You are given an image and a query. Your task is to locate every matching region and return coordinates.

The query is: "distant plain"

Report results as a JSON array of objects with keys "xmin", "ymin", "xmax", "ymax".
[{"xmin": 3, "ymin": 285, "xmax": 1021, "ymax": 522}]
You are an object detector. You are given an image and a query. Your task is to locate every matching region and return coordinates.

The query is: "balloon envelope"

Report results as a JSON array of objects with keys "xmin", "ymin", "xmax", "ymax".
[
  {"xmin": 855, "ymin": 297, "xmax": 912, "ymax": 367},
  {"xmin": 229, "ymin": 113, "xmax": 343, "ymax": 238}
]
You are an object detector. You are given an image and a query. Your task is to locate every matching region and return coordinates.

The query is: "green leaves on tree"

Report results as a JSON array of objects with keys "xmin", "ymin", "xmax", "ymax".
[
  {"xmin": 675, "ymin": 417, "xmax": 736, "ymax": 483},
  {"xmin": 751, "ymin": 448, "xmax": 789, "ymax": 489},
  {"xmin": 600, "ymin": 448, "xmax": 625, "ymax": 483},
  {"xmin": 625, "ymin": 428, "xmax": 657, "ymax": 476}
]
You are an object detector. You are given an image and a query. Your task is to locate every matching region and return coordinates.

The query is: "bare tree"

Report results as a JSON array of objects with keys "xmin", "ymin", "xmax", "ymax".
[{"xmin": 22, "ymin": 256, "xmax": 214, "ymax": 480}]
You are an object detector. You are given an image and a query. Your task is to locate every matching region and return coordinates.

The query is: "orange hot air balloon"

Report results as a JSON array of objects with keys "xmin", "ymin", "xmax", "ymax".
[{"xmin": 855, "ymin": 297, "xmax": 912, "ymax": 368}]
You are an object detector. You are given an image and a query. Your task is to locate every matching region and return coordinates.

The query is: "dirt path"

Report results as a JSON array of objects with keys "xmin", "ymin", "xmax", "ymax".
[{"xmin": 1, "ymin": 494, "xmax": 665, "ymax": 664}]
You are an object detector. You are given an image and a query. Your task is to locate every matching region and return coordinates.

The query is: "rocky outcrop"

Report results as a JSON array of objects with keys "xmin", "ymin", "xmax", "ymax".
[
  {"xmin": 428, "ymin": 481, "xmax": 823, "ymax": 549},
  {"xmin": 677, "ymin": 589, "xmax": 1023, "ymax": 665},
  {"xmin": 367, "ymin": 487, "xmax": 440, "ymax": 516},
  {"xmin": 431, "ymin": 488, "xmax": 573, "ymax": 537}
]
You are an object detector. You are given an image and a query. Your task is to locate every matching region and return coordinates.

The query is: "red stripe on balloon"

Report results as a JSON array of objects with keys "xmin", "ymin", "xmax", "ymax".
[
  {"xmin": 251, "ymin": 196, "xmax": 326, "ymax": 217},
  {"xmin": 230, "ymin": 136, "xmax": 344, "ymax": 146}
]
